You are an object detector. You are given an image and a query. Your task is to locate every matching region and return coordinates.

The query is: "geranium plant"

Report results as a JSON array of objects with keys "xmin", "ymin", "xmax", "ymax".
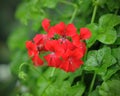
[{"xmin": 8, "ymin": 0, "xmax": 120, "ymax": 96}]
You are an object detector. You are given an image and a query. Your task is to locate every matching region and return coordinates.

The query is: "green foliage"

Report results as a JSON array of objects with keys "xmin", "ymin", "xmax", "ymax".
[
  {"xmin": 112, "ymin": 47, "xmax": 120, "ymax": 65},
  {"xmin": 87, "ymin": 14, "xmax": 120, "ymax": 46},
  {"xmin": 86, "ymin": 23, "xmax": 98, "ymax": 47},
  {"xmin": 106, "ymin": 0, "xmax": 120, "ymax": 11},
  {"xmin": 8, "ymin": 26, "xmax": 29, "ymax": 51},
  {"xmin": 84, "ymin": 47, "xmax": 117, "ymax": 77},
  {"xmin": 8, "ymin": 0, "xmax": 120, "ymax": 96},
  {"xmin": 97, "ymin": 14, "xmax": 120, "ymax": 44},
  {"xmin": 99, "ymin": 79, "xmax": 120, "ymax": 96}
]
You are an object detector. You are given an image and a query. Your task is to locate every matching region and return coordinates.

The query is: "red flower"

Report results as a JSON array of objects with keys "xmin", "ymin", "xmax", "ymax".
[
  {"xmin": 44, "ymin": 54, "xmax": 61, "ymax": 68},
  {"xmin": 54, "ymin": 22, "xmax": 65, "ymax": 36},
  {"xmin": 26, "ymin": 41, "xmax": 37, "ymax": 57},
  {"xmin": 32, "ymin": 54, "xmax": 43, "ymax": 66},
  {"xmin": 60, "ymin": 49, "xmax": 83, "ymax": 72},
  {"xmin": 42, "ymin": 18, "xmax": 56, "ymax": 38},
  {"xmin": 26, "ymin": 18, "xmax": 92, "ymax": 72},
  {"xmin": 33, "ymin": 34, "xmax": 50, "ymax": 51},
  {"xmin": 58, "ymin": 38, "xmax": 75, "ymax": 51},
  {"xmin": 73, "ymin": 41, "xmax": 87, "ymax": 56},
  {"xmin": 54, "ymin": 22, "xmax": 77, "ymax": 37},
  {"xmin": 26, "ymin": 41, "xmax": 43, "ymax": 66},
  {"xmin": 42, "ymin": 18, "xmax": 50, "ymax": 32},
  {"xmin": 47, "ymin": 26, "xmax": 56, "ymax": 38},
  {"xmin": 66, "ymin": 23, "xmax": 77, "ymax": 37},
  {"xmin": 44, "ymin": 40, "xmax": 64, "ymax": 67},
  {"xmin": 79, "ymin": 28, "xmax": 91, "ymax": 40}
]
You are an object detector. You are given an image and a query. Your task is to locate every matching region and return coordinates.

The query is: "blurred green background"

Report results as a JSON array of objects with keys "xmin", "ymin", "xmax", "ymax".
[
  {"xmin": 0, "ymin": 0, "xmax": 20, "ymax": 63},
  {"xmin": 0, "ymin": 0, "xmax": 20, "ymax": 95}
]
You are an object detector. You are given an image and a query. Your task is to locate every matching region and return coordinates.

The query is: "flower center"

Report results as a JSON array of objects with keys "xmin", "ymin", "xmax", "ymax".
[{"xmin": 68, "ymin": 57, "xmax": 73, "ymax": 65}]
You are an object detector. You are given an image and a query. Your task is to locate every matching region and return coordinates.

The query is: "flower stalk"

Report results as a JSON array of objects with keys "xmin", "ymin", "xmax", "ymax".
[
  {"xmin": 91, "ymin": 3, "xmax": 98, "ymax": 23},
  {"xmin": 88, "ymin": 72, "xmax": 96, "ymax": 94}
]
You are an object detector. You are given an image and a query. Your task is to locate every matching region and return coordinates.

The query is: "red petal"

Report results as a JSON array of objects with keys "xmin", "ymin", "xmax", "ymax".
[
  {"xmin": 32, "ymin": 55, "xmax": 43, "ymax": 66},
  {"xmin": 73, "ymin": 41, "xmax": 86, "ymax": 56},
  {"xmin": 62, "ymin": 49, "xmax": 71, "ymax": 59},
  {"xmin": 72, "ymin": 59, "xmax": 83, "ymax": 70},
  {"xmin": 72, "ymin": 34, "xmax": 80, "ymax": 43},
  {"xmin": 33, "ymin": 34, "xmax": 48, "ymax": 51},
  {"xmin": 59, "ymin": 61, "xmax": 70, "ymax": 72},
  {"xmin": 59, "ymin": 38, "xmax": 75, "ymax": 51},
  {"xmin": 79, "ymin": 42, "xmax": 86, "ymax": 55},
  {"xmin": 44, "ymin": 54, "xmax": 61, "ymax": 67},
  {"xmin": 42, "ymin": 18, "xmax": 50, "ymax": 32},
  {"xmin": 80, "ymin": 28, "xmax": 91, "ymax": 40},
  {"xmin": 26, "ymin": 41, "xmax": 37, "ymax": 57},
  {"xmin": 54, "ymin": 22, "xmax": 66, "ymax": 36},
  {"xmin": 45, "ymin": 40, "xmax": 64, "ymax": 56},
  {"xmin": 47, "ymin": 26, "xmax": 56, "ymax": 38},
  {"xmin": 66, "ymin": 23, "xmax": 77, "ymax": 36},
  {"xmin": 26, "ymin": 41, "xmax": 35, "ymax": 50},
  {"xmin": 45, "ymin": 40, "xmax": 56, "ymax": 51},
  {"xmin": 72, "ymin": 48, "xmax": 84, "ymax": 59},
  {"xmin": 33, "ymin": 34, "xmax": 44, "ymax": 45},
  {"xmin": 60, "ymin": 58, "xmax": 83, "ymax": 72}
]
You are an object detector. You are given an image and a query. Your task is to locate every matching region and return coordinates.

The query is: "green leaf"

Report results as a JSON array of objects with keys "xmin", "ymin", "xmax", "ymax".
[
  {"xmin": 97, "ymin": 28, "xmax": 117, "ymax": 44},
  {"xmin": 112, "ymin": 47, "xmax": 120, "ymax": 65},
  {"xmin": 43, "ymin": 81, "xmax": 85, "ymax": 96},
  {"xmin": 99, "ymin": 14, "xmax": 120, "ymax": 29},
  {"xmin": 96, "ymin": 14, "xmax": 120, "ymax": 44},
  {"xmin": 101, "ymin": 47, "xmax": 120, "ymax": 81},
  {"xmin": 84, "ymin": 50, "xmax": 98, "ymax": 71},
  {"xmin": 43, "ymin": 81, "xmax": 70, "ymax": 96},
  {"xmin": 38, "ymin": 67, "xmax": 85, "ymax": 96},
  {"xmin": 84, "ymin": 47, "xmax": 110, "ymax": 71},
  {"xmin": 88, "ymin": 87, "xmax": 100, "ymax": 96},
  {"xmin": 86, "ymin": 23, "xmax": 99, "ymax": 47},
  {"xmin": 36, "ymin": 75, "xmax": 50, "ymax": 96},
  {"xmin": 97, "ymin": 14, "xmax": 120, "ymax": 44},
  {"xmin": 69, "ymin": 82, "xmax": 85, "ymax": 96},
  {"xmin": 102, "ymin": 65, "xmax": 120, "ymax": 81},
  {"xmin": 99, "ymin": 79, "xmax": 120, "ymax": 96},
  {"xmin": 114, "ymin": 37, "xmax": 120, "ymax": 45},
  {"xmin": 84, "ymin": 47, "xmax": 116, "ymax": 77},
  {"xmin": 96, "ymin": 47, "xmax": 116, "ymax": 76}
]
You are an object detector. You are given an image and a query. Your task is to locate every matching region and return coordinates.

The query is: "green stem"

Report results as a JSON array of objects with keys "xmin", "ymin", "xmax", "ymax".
[
  {"xmin": 91, "ymin": 4, "xmax": 98, "ymax": 23},
  {"xmin": 81, "ymin": 70, "xmax": 84, "ymax": 82},
  {"xmin": 60, "ymin": 0, "xmax": 77, "ymax": 23},
  {"xmin": 19, "ymin": 62, "xmax": 27, "ymax": 71},
  {"xmin": 88, "ymin": 72, "xmax": 96, "ymax": 94},
  {"xmin": 69, "ymin": 6, "xmax": 77, "ymax": 23},
  {"xmin": 50, "ymin": 68, "xmax": 56, "ymax": 77}
]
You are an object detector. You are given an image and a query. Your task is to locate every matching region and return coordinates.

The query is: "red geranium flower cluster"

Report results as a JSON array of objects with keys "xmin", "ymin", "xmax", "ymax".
[{"xmin": 26, "ymin": 18, "xmax": 91, "ymax": 72}]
